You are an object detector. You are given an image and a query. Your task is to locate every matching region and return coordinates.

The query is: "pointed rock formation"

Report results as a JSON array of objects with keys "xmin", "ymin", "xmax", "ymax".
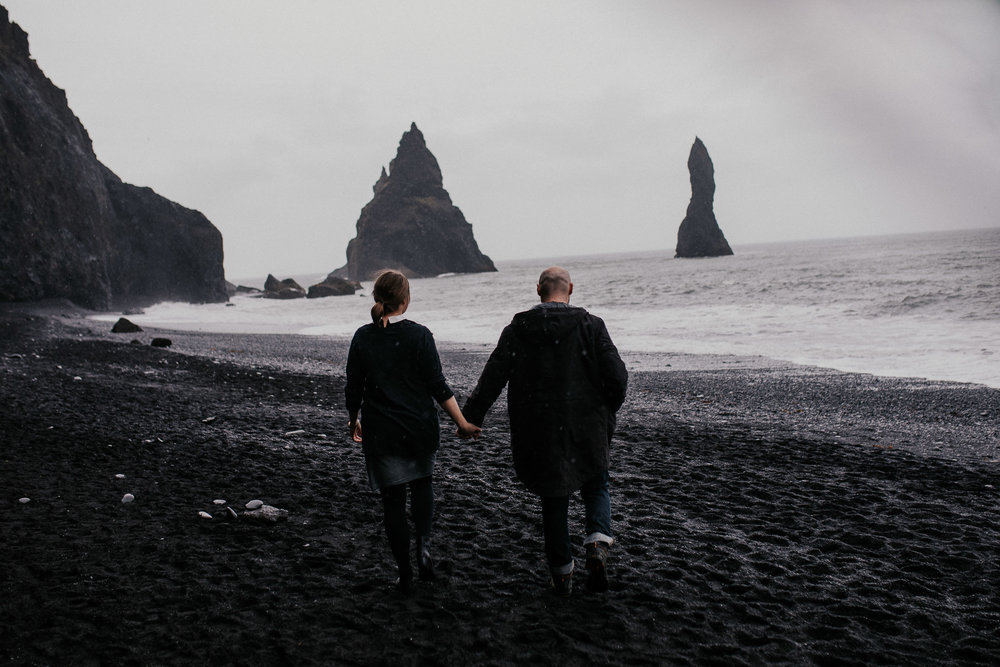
[
  {"xmin": 675, "ymin": 137, "xmax": 733, "ymax": 258},
  {"xmin": 0, "ymin": 8, "xmax": 227, "ymax": 309},
  {"xmin": 333, "ymin": 123, "xmax": 496, "ymax": 281}
]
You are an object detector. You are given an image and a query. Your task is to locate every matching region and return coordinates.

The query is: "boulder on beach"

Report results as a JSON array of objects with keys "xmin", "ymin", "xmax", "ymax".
[
  {"xmin": 150, "ymin": 338, "xmax": 172, "ymax": 348},
  {"xmin": 263, "ymin": 275, "xmax": 306, "ymax": 300},
  {"xmin": 307, "ymin": 276, "xmax": 360, "ymax": 298},
  {"xmin": 330, "ymin": 123, "xmax": 496, "ymax": 281},
  {"xmin": 675, "ymin": 137, "xmax": 734, "ymax": 258},
  {"xmin": 111, "ymin": 318, "xmax": 142, "ymax": 334},
  {"xmin": 0, "ymin": 9, "xmax": 228, "ymax": 309}
]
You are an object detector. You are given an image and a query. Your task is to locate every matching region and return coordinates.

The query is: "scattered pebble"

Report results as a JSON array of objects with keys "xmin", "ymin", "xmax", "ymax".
[
  {"xmin": 198, "ymin": 511, "xmax": 213, "ymax": 520},
  {"xmin": 245, "ymin": 499, "xmax": 263, "ymax": 510},
  {"xmin": 73, "ymin": 376, "xmax": 82, "ymax": 381},
  {"xmin": 122, "ymin": 493, "xmax": 135, "ymax": 504},
  {"xmin": 115, "ymin": 474, "xmax": 126, "ymax": 479},
  {"xmin": 225, "ymin": 507, "xmax": 239, "ymax": 520},
  {"xmin": 19, "ymin": 497, "xmax": 30, "ymax": 504},
  {"xmin": 213, "ymin": 499, "xmax": 226, "ymax": 505},
  {"xmin": 202, "ymin": 416, "xmax": 217, "ymax": 424},
  {"xmin": 284, "ymin": 429, "xmax": 305, "ymax": 436}
]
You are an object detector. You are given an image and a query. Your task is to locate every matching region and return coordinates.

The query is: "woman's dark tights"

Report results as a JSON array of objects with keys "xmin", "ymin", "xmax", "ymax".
[{"xmin": 380, "ymin": 476, "xmax": 433, "ymax": 576}]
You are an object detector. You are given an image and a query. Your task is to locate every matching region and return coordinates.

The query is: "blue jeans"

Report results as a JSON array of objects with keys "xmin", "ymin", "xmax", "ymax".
[{"xmin": 540, "ymin": 471, "xmax": 613, "ymax": 571}]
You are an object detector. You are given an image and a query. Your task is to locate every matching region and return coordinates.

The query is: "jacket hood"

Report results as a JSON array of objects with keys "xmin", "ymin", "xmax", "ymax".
[{"xmin": 510, "ymin": 304, "xmax": 590, "ymax": 344}]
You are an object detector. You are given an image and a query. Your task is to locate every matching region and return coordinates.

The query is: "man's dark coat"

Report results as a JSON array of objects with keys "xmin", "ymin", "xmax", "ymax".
[{"xmin": 463, "ymin": 303, "xmax": 628, "ymax": 497}]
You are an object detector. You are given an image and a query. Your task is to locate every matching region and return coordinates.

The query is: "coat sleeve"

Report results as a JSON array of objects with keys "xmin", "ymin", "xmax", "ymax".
[
  {"xmin": 419, "ymin": 328, "xmax": 455, "ymax": 404},
  {"xmin": 345, "ymin": 331, "xmax": 365, "ymax": 413},
  {"xmin": 462, "ymin": 325, "xmax": 515, "ymax": 426},
  {"xmin": 593, "ymin": 317, "xmax": 628, "ymax": 412}
]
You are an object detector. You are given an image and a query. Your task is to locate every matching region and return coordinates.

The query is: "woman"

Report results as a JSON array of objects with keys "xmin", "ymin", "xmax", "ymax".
[{"xmin": 345, "ymin": 270, "xmax": 480, "ymax": 592}]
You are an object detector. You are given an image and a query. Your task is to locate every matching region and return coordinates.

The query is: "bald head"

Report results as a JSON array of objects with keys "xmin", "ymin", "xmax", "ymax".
[{"xmin": 537, "ymin": 266, "xmax": 573, "ymax": 303}]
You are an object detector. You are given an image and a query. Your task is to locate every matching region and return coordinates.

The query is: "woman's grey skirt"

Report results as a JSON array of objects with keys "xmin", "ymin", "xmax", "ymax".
[{"xmin": 365, "ymin": 452, "xmax": 435, "ymax": 492}]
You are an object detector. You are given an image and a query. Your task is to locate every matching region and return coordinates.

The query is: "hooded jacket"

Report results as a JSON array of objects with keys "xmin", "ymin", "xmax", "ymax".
[{"xmin": 463, "ymin": 303, "xmax": 628, "ymax": 496}]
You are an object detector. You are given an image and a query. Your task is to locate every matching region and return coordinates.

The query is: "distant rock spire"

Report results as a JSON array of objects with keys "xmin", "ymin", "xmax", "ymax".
[
  {"xmin": 675, "ymin": 137, "xmax": 734, "ymax": 258},
  {"xmin": 332, "ymin": 123, "xmax": 496, "ymax": 281}
]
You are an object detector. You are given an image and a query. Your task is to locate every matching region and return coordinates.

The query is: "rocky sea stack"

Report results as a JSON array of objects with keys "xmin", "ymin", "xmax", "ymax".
[
  {"xmin": 0, "ymin": 7, "xmax": 227, "ymax": 309},
  {"xmin": 333, "ymin": 123, "xmax": 496, "ymax": 281},
  {"xmin": 675, "ymin": 137, "xmax": 733, "ymax": 258}
]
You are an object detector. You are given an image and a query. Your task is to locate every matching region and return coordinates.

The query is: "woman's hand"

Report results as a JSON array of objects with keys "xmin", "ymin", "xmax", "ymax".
[
  {"xmin": 456, "ymin": 422, "xmax": 482, "ymax": 440},
  {"xmin": 349, "ymin": 417, "xmax": 363, "ymax": 443}
]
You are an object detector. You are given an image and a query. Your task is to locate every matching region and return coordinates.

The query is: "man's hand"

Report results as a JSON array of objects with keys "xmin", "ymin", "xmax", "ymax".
[{"xmin": 456, "ymin": 423, "xmax": 482, "ymax": 440}]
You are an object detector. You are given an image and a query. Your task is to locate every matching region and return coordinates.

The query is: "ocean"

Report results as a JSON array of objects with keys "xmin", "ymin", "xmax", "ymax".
[{"xmin": 94, "ymin": 228, "xmax": 1000, "ymax": 388}]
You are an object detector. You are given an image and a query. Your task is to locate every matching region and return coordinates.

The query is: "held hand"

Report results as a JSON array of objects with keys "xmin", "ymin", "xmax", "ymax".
[
  {"xmin": 456, "ymin": 422, "xmax": 482, "ymax": 440},
  {"xmin": 349, "ymin": 419, "xmax": 363, "ymax": 443}
]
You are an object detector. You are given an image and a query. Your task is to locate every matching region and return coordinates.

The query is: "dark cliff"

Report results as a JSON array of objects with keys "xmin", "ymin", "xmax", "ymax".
[
  {"xmin": 675, "ymin": 137, "xmax": 733, "ymax": 258},
  {"xmin": 0, "ymin": 7, "xmax": 227, "ymax": 309},
  {"xmin": 335, "ymin": 123, "xmax": 495, "ymax": 281}
]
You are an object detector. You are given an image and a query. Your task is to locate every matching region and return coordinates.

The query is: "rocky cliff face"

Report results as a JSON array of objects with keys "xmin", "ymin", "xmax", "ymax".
[
  {"xmin": 335, "ymin": 123, "xmax": 495, "ymax": 281},
  {"xmin": 675, "ymin": 137, "xmax": 734, "ymax": 258},
  {"xmin": 0, "ymin": 7, "xmax": 227, "ymax": 309}
]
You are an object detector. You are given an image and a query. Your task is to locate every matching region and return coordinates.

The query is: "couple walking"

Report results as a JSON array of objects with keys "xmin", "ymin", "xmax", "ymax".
[{"xmin": 345, "ymin": 267, "xmax": 628, "ymax": 596}]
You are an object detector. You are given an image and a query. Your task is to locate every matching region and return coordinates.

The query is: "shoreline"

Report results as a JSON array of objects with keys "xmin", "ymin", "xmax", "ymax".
[{"xmin": 2, "ymin": 302, "xmax": 999, "ymax": 664}]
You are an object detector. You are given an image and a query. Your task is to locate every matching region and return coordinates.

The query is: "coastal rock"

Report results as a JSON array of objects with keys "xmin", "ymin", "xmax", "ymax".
[
  {"xmin": 306, "ymin": 276, "xmax": 359, "ymax": 298},
  {"xmin": 263, "ymin": 275, "xmax": 306, "ymax": 300},
  {"xmin": 111, "ymin": 318, "xmax": 142, "ymax": 334},
  {"xmin": 150, "ymin": 338, "xmax": 172, "ymax": 348},
  {"xmin": 0, "ymin": 9, "xmax": 228, "ymax": 309},
  {"xmin": 331, "ymin": 123, "xmax": 496, "ymax": 281},
  {"xmin": 675, "ymin": 137, "xmax": 734, "ymax": 258}
]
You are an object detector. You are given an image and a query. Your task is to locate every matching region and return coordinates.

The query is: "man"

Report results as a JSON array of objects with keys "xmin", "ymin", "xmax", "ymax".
[{"xmin": 463, "ymin": 266, "xmax": 628, "ymax": 596}]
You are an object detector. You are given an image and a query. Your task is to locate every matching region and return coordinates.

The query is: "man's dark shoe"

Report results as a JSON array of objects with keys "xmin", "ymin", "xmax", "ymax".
[
  {"xmin": 585, "ymin": 541, "xmax": 610, "ymax": 592},
  {"xmin": 550, "ymin": 569, "xmax": 573, "ymax": 597}
]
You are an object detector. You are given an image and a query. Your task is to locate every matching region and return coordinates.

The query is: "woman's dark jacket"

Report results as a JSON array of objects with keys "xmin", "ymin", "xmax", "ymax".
[
  {"xmin": 462, "ymin": 303, "xmax": 628, "ymax": 497},
  {"xmin": 345, "ymin": 320, "xmax": 453, "ymax": 458}
]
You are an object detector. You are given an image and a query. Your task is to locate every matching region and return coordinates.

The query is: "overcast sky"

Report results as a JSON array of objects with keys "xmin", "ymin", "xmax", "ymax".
[{"xmin": 6, "ymin": 1, "xmax": 1000, "ymax": 279}]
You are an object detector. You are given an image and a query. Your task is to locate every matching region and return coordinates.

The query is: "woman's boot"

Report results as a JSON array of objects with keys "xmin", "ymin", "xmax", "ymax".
[{"xmin": 417, "ymin": 535, "xmax": 435, "ymax": 581}]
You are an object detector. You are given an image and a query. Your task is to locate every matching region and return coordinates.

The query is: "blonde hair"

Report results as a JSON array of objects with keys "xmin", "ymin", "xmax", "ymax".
[{"xmin": 370, "ymin": 270, "xmax": 410, "ymax": 327}]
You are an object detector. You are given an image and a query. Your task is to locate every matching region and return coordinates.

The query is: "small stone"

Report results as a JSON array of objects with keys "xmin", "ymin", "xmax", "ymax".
[
  {"xmin": 73, "ymin": 376, "xmax": 82, "ymax": 381},
  {"xmin": 202, "ymin": 416, "xmax": 217, "ymax": 424},
  {"xmin": 213, "ymin": 499, "xmax": 226, "ymax": 505},
  {"xmin": 150, "ymin": 338, "xmax": 172, "ymax": 348},
  {"xmin": 245, "ymin": 499, "xmax": 264, "ymax": 510},
  {"xmin": 122, "ymin": 493, "xmax": 135, "ymax": 504},
  {"xmin": 284, "ymin": 429, "xmax": 306, "ymax": 437},
  {"xmin": 115, "ymin": 474, "xmax": 126, "ymax": 479},
  {"xmin": 243, "ymin": 504, "xmax": 289, "ymax": 523},
  {"xmin": 225, "ymin": 507, "xmax": 238, "ymax": 520},
  {"xmin": 198, "ymin": 511, "xmax": 213, "ymax": 520},
  {"xmin": 19, "ymin": 497, "xmax": 30, "ymax": 504}
]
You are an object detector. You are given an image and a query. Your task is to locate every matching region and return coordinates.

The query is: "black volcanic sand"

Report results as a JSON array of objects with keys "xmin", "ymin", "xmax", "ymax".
[{"xmin": 2, "ymin": 303, "xmax": 999, "ymax": 665}]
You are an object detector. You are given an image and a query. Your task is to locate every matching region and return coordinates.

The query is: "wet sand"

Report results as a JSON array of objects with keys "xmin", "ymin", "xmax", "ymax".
[{"xmin": 2, "ymin": 302, "xmax": 998, "ymax": 665}]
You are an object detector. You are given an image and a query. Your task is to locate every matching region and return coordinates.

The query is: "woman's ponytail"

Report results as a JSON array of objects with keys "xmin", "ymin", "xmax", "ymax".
[{"xmin": 371, "ymin": 301, "xmax": 386, "ymax": 327}]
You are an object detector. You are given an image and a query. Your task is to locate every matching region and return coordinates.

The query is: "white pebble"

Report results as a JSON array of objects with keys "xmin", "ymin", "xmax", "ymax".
[
  {"xmin": 122, "ymin": 493, "xmax": 135, "ymax": 504},
  {"xmin": 19, "ymin": 497, "xmax": 30, "ymax": 504},
  {"xmin": 198, "ymin": 511, "xmax": 213, "ymax": 520},
  {"xmin": 284, "ymin": 429, "xmax": 306, "ymax": 437},
  {"xmin": 73, "ymin": 376, "xmax": 82, "ymax": 382},
  {"xmin": 245, "ymin": 499, "xmax": 263, "ymax": 510},
  {"xmin": 115, "ymin": 474, "xmax": 126, "ymax": 479},
  {"xmin": 213, "ymin": 499, "xmax": 226, "ymax": 505}
]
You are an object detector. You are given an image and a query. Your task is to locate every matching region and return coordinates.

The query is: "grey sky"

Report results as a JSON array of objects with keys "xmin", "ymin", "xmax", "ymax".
[{"xmin": 6, "ymin": 0, "xmax": 999, "ymax": 280}]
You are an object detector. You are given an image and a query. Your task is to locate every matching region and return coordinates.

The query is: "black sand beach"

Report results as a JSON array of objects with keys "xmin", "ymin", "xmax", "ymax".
[{"xmin": 2, "ymin": 303, "xmax": 998, "ymax": 665}]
